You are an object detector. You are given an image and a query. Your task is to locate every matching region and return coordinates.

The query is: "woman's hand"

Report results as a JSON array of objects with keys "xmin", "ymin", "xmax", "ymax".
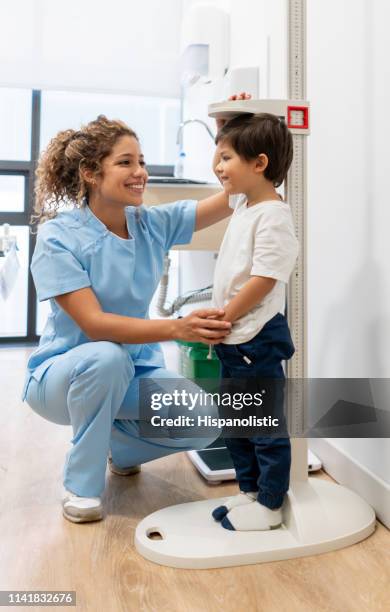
[
  {"xmin": 173, "ymin": 308, "xmax": 231, "ymax": 345},
  {"xmin": 215, "ymin": 92, "xmax": 252, "ymax": 131}
]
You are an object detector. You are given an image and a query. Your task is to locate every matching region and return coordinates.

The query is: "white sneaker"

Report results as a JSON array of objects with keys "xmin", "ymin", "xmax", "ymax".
[
  {"xmin": 107, "ymin": 456, "xmax": 141, "ymax": 476},
  {"xmin": 62, "ymin": 490, "xmax": 103, "ymax": 523}
]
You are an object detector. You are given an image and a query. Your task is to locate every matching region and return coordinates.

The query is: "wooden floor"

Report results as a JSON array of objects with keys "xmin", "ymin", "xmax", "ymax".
[{"xmin": 0, "ymin": 346, "xmax": 389, "ymax": 612}]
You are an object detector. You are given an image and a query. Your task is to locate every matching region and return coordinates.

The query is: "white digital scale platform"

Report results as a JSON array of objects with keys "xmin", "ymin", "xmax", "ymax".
[{"xmin": 187, "ymin": 445, "xmax": 322, "ymax": 484}]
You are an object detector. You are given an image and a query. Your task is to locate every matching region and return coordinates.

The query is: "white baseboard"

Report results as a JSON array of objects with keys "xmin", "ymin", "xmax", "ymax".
[{"xmin": 309, "ymin": 438, "xmax": 390, "ymax": 529}]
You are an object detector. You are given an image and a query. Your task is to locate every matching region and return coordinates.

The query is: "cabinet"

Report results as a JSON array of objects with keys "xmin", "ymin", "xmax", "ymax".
[{"xmin": 143, "ymin": 184, "xmax": 229, "ymax": 251}]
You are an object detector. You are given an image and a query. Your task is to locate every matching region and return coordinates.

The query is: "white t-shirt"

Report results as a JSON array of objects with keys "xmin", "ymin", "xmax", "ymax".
[{"xmin": 212, "ymin": 194, "xmax": 299, "ymax": 344}]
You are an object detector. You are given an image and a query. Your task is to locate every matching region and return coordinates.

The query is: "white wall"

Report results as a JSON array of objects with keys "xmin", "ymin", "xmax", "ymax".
[
  {"xmin": 306, "ymin": 0, "xmax": 390, "ymax": 515},
  {"xmin": 307, "ymin": 0, "xmax": 388, "ymax": 379},
  {"xmin": 218, "ymin": 0, "xmax": 287, "ymax": 98}
]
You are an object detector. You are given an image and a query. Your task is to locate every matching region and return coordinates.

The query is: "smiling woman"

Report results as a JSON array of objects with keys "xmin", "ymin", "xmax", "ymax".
[
  {"xmin": 24, "ymin": 113, "xmax": 233, "ymax": 523},
  {"xmin": 84, "ymin": 133, "xmax": 149, "ymax": 238}
]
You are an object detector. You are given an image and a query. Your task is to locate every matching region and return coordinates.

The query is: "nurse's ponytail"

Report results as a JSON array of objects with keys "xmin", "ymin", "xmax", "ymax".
[{"xmin": 32, "ymin": 115, "xmax": 138, "ymax": 227}]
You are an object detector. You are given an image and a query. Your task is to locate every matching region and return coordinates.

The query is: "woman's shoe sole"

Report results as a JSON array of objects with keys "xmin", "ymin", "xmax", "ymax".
[
  {"xmin": 108, "ymin": 460, "xmax": 141, "ymax": 476},
  {"xmin": 62, "ymin": 509, "xmax": 103, "ymax": 523}
]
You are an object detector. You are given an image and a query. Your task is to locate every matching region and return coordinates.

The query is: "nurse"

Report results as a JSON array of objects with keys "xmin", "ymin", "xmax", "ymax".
[{"xmin": 23, "ymin": 113, "xmax": 233, "ymax": 523}]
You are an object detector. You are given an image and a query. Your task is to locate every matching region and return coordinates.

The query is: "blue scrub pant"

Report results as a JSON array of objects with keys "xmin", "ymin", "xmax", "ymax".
[{"xmin": 25, "ymin": 341, "xmax": 219, "ymax": 497}]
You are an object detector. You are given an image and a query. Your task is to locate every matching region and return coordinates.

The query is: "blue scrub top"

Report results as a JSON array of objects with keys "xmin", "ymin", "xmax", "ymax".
[{"xmin": 23, "ymin": 199, "xmax": 197, "ymax": 395}]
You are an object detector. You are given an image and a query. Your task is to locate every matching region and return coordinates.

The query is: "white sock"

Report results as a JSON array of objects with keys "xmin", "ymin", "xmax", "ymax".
[
  {"xmin": 224, "ymin": 491, "xmax": 258, "ymax": 511},
  {"xmin": 212, "ymin": 491, "xmax": 257, "ymax": 521},
  {"xmin": 222, "ymin": 501, "xmax": 283, "ymax": 531}
]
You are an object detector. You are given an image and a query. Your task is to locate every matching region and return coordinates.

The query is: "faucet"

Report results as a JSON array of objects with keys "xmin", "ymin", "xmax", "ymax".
[{"xmin": 176, "ymin": 119, "xmax": 216, "ymax": 148}]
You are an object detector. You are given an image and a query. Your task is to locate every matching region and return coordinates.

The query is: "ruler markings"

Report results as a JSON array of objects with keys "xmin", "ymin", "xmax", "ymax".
[{"xmin": 287, "ymin": 0, "xmax": 306, "ymax": 436}]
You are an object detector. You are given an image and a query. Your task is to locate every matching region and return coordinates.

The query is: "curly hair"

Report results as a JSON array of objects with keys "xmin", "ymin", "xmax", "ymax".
[{"xmin": 32, "ymin": 115, "xmax": 138, "ymax": 227}]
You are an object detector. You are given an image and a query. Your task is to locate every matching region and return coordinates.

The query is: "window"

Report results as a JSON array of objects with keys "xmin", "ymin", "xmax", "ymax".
[
  {"xmin": 0, "ymin": 226, "xmax": 30, "ymax": 337},
  {"xmin": 0, "ymin": 88, "xmax": 35, "ymax": 343},
  {"xmin": 0, "ymin": 175, "xmax": 26, "ymax": 213},
  {"xmin": 0, "ymin": 88, "xmax": 31, "ymax": 161},
  {"xmin": 0, "ymin": 86, "xmax": 181, "ymax": 343},
  {"xmin": 41, "ymin": 91, "xmax": 180, "ymax": 165}
]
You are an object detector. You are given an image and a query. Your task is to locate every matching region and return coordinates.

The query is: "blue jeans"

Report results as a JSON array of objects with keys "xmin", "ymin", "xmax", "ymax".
[{"xmin": 214, "ymin": 313, "xmax": 295, "ymax": 510}]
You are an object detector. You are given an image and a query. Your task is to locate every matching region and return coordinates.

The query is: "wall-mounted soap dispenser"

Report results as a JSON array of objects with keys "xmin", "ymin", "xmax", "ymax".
[{"xmin": 180, "ymin": 3, "xmax": 229, "ymax": 87}]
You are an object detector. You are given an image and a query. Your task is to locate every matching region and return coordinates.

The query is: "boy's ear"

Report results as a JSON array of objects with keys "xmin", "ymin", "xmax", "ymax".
[{"xmin": 254, "ymin": 153, "xmax": 269, "ymax": 174}]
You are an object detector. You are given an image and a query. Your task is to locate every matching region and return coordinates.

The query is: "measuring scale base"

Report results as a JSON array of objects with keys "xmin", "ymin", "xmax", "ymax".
[{"xmin": 135, "ymin": 478, "xmax": 375, "ymax": 569}]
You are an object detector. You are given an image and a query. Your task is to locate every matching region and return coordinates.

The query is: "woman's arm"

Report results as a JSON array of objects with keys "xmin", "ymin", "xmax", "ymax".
[
  {"xmin": 55, "ymin": 287, "xmax": 231, "ymax": 344},
  {"xmin": 194, "ymin": 147, "xmax": 231, "ymax": 231},
  {"xmin": 194, "ymin": 189, "xmax": 232, "ymax": 232},
  {"xmin": 194, "ymin": 148, "xmax": 230, "ymax": 231}
]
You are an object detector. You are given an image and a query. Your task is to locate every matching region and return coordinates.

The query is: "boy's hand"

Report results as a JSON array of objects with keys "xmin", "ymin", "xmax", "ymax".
[{"xmin": 215, "ymin": 92, "xmax": 252, "ymax": 130}]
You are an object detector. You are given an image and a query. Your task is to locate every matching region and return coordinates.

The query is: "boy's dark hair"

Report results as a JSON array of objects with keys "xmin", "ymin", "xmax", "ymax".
[{"xmin": 215, "ymin": 113, "xmax": 293, "ymax": 187}]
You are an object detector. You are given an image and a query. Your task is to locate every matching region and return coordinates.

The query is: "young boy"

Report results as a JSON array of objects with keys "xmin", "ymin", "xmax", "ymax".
[{"xmin": 211, "ymin": 112, "xmax": 299, "ymax": 531}]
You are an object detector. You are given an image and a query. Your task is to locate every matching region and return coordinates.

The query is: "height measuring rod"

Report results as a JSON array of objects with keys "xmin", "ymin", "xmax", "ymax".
[{"xmin": 286, "ymin": 0, "xmax": 307, "ymax": 479}]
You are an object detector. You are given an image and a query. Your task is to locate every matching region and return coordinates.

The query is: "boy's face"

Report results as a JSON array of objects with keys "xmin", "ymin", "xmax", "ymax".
[{"xmin": 214, "ymin": 141, "xmax": 260, "ymax": 195}]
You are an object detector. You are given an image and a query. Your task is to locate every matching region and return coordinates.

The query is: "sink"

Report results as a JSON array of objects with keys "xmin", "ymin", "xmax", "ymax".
[{"xmin": 147, "ymin": 177, "xmax": 207, "ymax": 184}]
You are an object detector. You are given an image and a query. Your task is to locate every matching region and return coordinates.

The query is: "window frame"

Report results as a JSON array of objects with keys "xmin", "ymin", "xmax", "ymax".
[{"xmin": 0, "ymin": 90, "xmax": 40, "ymax": 344}]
